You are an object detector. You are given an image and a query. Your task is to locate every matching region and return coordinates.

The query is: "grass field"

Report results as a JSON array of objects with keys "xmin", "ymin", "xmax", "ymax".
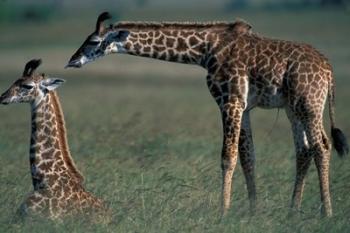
[{"xmin": 0, "ymin": 8, "xmax": 350, "ymax": 233}]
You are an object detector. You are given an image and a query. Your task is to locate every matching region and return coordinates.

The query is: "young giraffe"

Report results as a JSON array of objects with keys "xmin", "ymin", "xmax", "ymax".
[
  {"xmin": 0, "ymin": 59, "xmax": 107, "ymax": 220},
  {"xmin": 66, "ymin": 12, "xmax": 349, "ymax": 217}
]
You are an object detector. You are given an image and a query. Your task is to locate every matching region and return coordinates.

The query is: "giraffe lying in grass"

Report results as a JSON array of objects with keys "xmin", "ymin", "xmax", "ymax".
[
  {"xmin": 0, "ymin": 59, "xmax": 107, "ymax": 220},
  {"xmin": 66, "ymin": 12, "xmax": 348, "ymax": 217}
]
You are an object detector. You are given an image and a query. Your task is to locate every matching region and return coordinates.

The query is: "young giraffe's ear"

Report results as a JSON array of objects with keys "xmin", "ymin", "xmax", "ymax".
[
  {"xmin": 40, "ymin": 78, "xmax": 65, "ymax": 91},
  {"xmin": 96, "ymin": 11, "xmax": 112, "ymax": 35},
  {"xmin": 23, "ymin": 59, "xmax": 42, "ymax": 77}
]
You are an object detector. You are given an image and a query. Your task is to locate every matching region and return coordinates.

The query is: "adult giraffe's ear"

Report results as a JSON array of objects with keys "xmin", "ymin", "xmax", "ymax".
[
  {"xmin": 40, "ymin": 78, "xmax": 66, "ymax": 91},
  {"xmin": 232, "ymin": 19, "xmax": 252, "ymax": 34},
  {"xmin": 114, "ymin": 30, "xmax": 130, "ymax": 41},
  {"xmin": 23, "ymin": 59, "xmax": 42, "ymax": 77},
  {"xmin": 96, "ymin": 11, "xmax": 112, "ymax": 35}
]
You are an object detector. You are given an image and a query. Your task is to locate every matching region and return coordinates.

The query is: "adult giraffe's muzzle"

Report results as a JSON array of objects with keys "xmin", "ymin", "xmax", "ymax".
[{"xmin": 65, "ymin": 59, "xmax": 83, "ymax": 69}]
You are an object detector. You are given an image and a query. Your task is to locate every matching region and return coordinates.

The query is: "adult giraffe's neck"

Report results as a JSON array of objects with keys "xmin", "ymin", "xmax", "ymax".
[
  {"xmin": 115, "ymin": 23, "xmax": 224, "ymax": 66},
  {"xmin": 30, "ymin": 92, "xmax": 84, "ymax": 190}
]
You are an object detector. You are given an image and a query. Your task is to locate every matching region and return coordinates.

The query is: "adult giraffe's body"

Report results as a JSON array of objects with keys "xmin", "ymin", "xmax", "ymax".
[
  {"xmin": 0, "ymin": 59, "xmax": 108, "ymax": 220},
  {"xmin": 66, "ymin": 12, "xmax": 348, "ymax": 216}
]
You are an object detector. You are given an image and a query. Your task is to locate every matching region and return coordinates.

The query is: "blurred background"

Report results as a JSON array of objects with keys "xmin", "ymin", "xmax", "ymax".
[{"xmin": 0, "ymin": 1, "xmax": 350, "ymax": 232}]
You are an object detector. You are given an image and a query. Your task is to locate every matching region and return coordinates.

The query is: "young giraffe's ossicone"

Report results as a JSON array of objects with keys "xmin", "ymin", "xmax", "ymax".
[
  {"xmin": 0, "ymin": 59, "xmax": 108, "ymax": 220},
  {"xmin": 66, "ymin": 12, "xmax": 349, "ymax": 217}
]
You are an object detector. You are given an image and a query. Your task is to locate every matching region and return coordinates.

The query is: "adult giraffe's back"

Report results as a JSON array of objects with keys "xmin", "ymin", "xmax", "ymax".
[{"xmin": 66, "ymin": 12, "xmax": 348, "ymax": 217}]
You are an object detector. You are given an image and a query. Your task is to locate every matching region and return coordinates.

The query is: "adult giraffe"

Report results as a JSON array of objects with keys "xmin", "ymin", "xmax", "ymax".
[{"xmin": 66, "ymin": 12, "xmax": 348, "ymax": 217}]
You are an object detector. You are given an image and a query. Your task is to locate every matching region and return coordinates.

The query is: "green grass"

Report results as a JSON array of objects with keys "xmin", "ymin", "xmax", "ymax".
[{"xmin": 0, "ymin": 8, "xmax": 350, "ymax": 233}]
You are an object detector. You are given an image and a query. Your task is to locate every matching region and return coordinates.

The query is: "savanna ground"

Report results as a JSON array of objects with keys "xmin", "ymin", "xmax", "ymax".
[{"xmin": 0, "ymin": 6, "xmax": 350, "ymax": 233}]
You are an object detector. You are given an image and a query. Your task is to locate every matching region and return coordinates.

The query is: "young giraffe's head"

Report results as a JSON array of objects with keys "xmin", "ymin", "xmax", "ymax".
[
  {"xmin": 66, "ymin": 12, "xmax": 129, "ymax": 68},
  {"xmin": 0, "ymin": 59, "xmax": 65, "ymax": 106}
]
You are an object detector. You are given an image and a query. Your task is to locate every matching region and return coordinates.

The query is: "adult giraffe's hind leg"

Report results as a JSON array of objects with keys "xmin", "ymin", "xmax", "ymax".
[
  {"xmin": 220, "ymin": 102, "xmax": 244, "ymax": 216},
  {"xmin": 239, "ymin": 111, "xmax": 256, "ymax": 213},
  {"xmin": 300, "ymin": 113, "xmax": 332, "ymax": 216},
  {"xmin": 307, "ymin": 124, "xmax": 332, "ymax": 217}
]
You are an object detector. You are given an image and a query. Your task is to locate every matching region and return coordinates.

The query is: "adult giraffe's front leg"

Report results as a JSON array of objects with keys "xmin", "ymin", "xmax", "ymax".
[
  {"xmin": 206, "ymin": 71, "xmax": 248, "ymax": 216},
  {"xmin": 221, "ymin": 101, "xmax": 244, "ymax": 216},
  {"xmin": 286, "ymin": 108, "xmax": 312, "ymax": 212},
  {"xmin": 239, "ymin": 111, "xmax": 256, "ymax": 213}
]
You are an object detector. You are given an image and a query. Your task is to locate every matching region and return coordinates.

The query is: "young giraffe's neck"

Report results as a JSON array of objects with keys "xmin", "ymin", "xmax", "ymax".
[
  {"xmin": 30, "ymin": 91, "xmax": 84, "ymax": 190},
  {"xmin": 114, "ymin": 22, "xmax": 230, "ymax": 67}
]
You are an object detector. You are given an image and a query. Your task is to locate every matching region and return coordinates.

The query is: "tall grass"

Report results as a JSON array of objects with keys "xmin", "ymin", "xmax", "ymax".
[{"xmin": 0, "ymin": 8, "xmax": 349, "ymax": 233}]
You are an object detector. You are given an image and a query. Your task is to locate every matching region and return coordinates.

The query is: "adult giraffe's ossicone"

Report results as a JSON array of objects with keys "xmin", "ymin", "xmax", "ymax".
[{"xmin": 66, "ymin": 12, "xmax": 349, "ymax": 217}]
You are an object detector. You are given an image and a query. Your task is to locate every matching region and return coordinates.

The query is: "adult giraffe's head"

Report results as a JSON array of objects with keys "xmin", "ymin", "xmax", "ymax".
[
  {"xmin": 0, "ymin": 59, "xmax": 65, "ymax": 106},
  {"xmin": 65, "ymin": 12, "xmax": 130, "ymax": 68}
]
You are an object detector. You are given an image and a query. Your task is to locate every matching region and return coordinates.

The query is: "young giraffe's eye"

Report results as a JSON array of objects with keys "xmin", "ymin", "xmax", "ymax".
[{"xmin": 21, "ymin": 84, "xmax": 34, "ymax": 90}]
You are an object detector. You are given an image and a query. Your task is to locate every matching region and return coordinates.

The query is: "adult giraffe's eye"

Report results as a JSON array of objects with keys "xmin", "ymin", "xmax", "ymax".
[
  {"xmin": 21, "ymin": 84, "xmax": 33, "ymax": 90},
  {"xmin": 88, "ymin": 41, "xmax": 100, "ymax": 45}
]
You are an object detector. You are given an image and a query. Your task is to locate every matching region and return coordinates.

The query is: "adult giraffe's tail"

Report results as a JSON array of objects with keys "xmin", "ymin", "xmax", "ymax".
[{"xmin": 328, "ymin": 79, "xmax": 349, "ymax": 157}]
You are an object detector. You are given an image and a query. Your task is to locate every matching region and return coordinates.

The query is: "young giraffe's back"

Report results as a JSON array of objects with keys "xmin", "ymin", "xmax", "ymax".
[{"xmin": 22, "ymin": 91, "xmax": 107, "ymax": 220}]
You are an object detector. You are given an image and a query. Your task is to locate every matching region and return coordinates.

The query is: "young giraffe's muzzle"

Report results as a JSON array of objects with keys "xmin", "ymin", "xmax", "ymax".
[{"xmin": 0, "ymin": 90, "xmax": 11, "ymax": 105}]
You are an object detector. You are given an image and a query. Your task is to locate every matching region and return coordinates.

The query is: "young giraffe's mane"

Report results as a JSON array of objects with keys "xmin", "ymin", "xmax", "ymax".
[{"xmin": 49, "ymin": 91, "xmax": 84, "ymax": 184}]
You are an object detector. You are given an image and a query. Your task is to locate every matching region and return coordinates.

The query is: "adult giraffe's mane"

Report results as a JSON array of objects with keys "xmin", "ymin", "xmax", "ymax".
[
  {"xmin": 49, "ymin": 91, "xmax": 84, "ymax": 184},
  {"xmin": 113, "ymin": 20, "xmax": 252, "ymax": 32}
]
